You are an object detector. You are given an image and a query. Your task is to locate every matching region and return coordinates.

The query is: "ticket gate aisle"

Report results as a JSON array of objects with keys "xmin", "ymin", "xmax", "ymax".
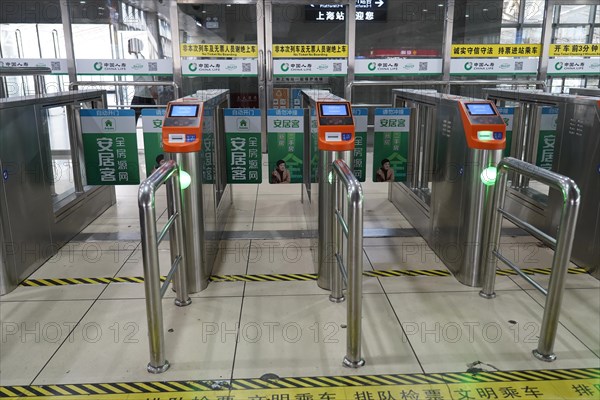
[
  {"xmin": 484, "ymin": 88, "xmax": 600, "ymax": 279},
  {"xmin": 162, "ymin": 89, "xmax": 232, "ymax": 293},
  {"xmin": 300, "ymin": 89, "xmax": 355, "ymax": 291},
  {"xmin": 391, "ymin": 89, "xmax": 506, "ymax": 287}
]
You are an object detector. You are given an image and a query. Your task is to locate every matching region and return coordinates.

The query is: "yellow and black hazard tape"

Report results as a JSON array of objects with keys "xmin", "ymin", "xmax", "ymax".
[
  {"xmin": 496, "ymin": 267, "xmax": 588, "ymax": 276},
  {"xmin": 209, "ymin": 273, "xmax": 317, "ymax": 282},
  {"xmin": 20, "ymin": 276, "xmax": 166, "ymax": 287},
  {"xmin": 0, "ymin": 368, "xmax": 598, "ymax": 398},
  {"xmin": 364, "ymin": 269, "xmax": 451, "ymax": 278},
  {"xmin": 19, "ymin": 267, "xmax": 589, "ymax": 288}
]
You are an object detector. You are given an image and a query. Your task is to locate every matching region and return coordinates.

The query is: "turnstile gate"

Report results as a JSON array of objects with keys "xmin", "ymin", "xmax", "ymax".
[
  {"xmin": 162, "ymin": 90, "xmax": 232, "ymax": 293},
  {"xmin": 390, "ymin": 89, "xmax": 507, "ymax": 287},
  {"xmin": 484, "ymin": 88, "xmax": 600, "ymax": 280},
  {"xmin": 301, "ymin": 89, "xmax": 355, "ymax": 291}
]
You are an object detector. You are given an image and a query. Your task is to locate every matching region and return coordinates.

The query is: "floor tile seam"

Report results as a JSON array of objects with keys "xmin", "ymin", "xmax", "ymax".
[
  {"xmin": 229, "ymin": 236, "xmax": 253, "ymax": 384},
  {"xmin": 363, "ymin": 247, "xmax": 389, "ymax": 311},
  {"xmin": 507, "ymin": 273, "xmax": 599, "ymax": 291},
  {"xmin": 12, "ymin": 366, "xmax": 600, "ymax": 390},
  {"xmin": 250, "ymin": 184, "xmax": 259, "ymax": 232},
  {"xmin": 516, "ymin": 279, "xmax": 600, "ymax": 357},
  {"xmin": 239, "ymin": 290, "xmax": 332, "ymax": 298},
  {"xmin": 229, "ymin": 183, "xmax": 256, "ymax": 381},
  {"xmin": 91, "ymin": 242, "xmax": 143, "ymax": 308},
  {"xmin": 0, "ymin": 298, "xmax": 104, "ymax": 304},
  {"xmin": 362, "ymin": 249, "xmax": 426, "ymax": 373},
  {"xmin": 27, "ymin": 299, "xmax": 102, "ymax": 386},
  {"xmin": 26, "ymin": 247, "xmax": 142, "ymax": 287},
  {"xmin": 380, "ymin": 288, "xmax": 531, "ymax": 295},
  {"xmin": 28, "ymin": 198, "xmax": 148, "ymax": 380},
  {"xmin": 95, "ymin": 294, "xmax": 246, "ymax": 301},
  {"xmin": 28, "ymin": 240, "xmax": 142, "ymax": 385}
]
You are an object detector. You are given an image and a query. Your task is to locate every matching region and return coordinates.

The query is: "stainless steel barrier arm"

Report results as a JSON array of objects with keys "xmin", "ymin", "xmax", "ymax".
[
  {"xmin": 346, "ymin": 80, "xmax": 546, "ymax": 102},
  {"xmin": 479, "ymin": 157, "xmax": 580, "ymax": 362},
  {"xmin": 71, "ymin": 80, "xmax": 180, "ymax": 99},
  {"xmin": 0, "ymin": 66, "xmax": 52, "ymax": 96},
  {"xmin": 138, "ymin": 160, "xmax": 191, "ymax": 374},
  {"xmin": 330, "ymin": 159, "xmax": 365, "ymax": 368}
]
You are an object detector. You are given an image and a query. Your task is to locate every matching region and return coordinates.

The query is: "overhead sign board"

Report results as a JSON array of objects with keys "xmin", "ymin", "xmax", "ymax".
[
  {"xmin": 305, "ymin": 1, "xmax": 387, "ymax": 22},
  {"xmin": 180, "ymin": 44, "xmax": 258, "ymax": 58},
  {"xmin": 356, "ymin": 58, "xmax": 443, "ymax": 76},
  {"xmin": 451, "ymin": 44, "xmax": 541, "ymax": 58},
  {"xmin": 0, "ymin": 59, "xmax": 67, "ymax": 74},
  {"xmin": 548, "ymin": 58, "xmax": 600, "ymax": 75},
  {"xmin": 273, "ymin": 44, "xmax": 348, "ymax": 58},
  {"xmin": 77, "ymin": 59, "xmax": 172, "ymax": 75},
  {"xmin": 274, "ymin": 59, "xmax": 348, "ymax": 76},
  {"xmin": 182, "ymin": 59, "xmax": 258, "ymax": 76},
  {"xmin": 550, "ymin": 43, "xmax": 600, "ymax": 57},
  {"xmin": 450, "ymin": 59, "xmax": 538, "ymax": 75}
]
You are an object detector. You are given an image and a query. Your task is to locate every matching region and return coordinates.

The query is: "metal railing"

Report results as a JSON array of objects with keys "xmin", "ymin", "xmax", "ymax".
[
  {"xmin": 329, "ymin": 159, "xmax": 366, "ymax": 368},
  {"xmin": 0, "ymin": 66, "xmax": 53, "ymax": 97},
  {"xmin": 138, "ymin": 159, "xmax": 191, "ymax": 373},
  {"xmin": 346, "ymin": 80, "xmax": 546, "ymax": 105},
  {"xmin": 70, "ymin": 80, "xmax": 180, "ymax": 100},
  {"xmin": 479, "ymin": 157, "xmax": 580, "ymax": 362}
]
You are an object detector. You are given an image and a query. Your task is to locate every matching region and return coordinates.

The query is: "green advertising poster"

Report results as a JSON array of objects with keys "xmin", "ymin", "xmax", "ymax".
[
  {"xmin": 352, "ymin": 107, "xmax": 368, "ymax": 182},
  {"xmin": 537, "ymin": 107, "xmax": 558, "ymax": 170},
  {"xmin": 141, "ymin": 109, "xmax": 165, "ymax": 178},
  {"xmin": 80, "ymin": 109, "xmax": 140, "ymax": 185},
  {"xmin": 202, "ymin": 107, "xmax": 215, "ymax": 184},
  {"xmin": 498, "ymin": 107, "xmax": 515, "ymax": 158},
  {"xmin": 267, "ymin": 109, "xmax": 304, "ymax": 183},
  {"xmin": 224, "ymin": 109, "xmax": 262, "ymax": 184},
  {"xmin": 372, "ymin": 108, "xmax": 410, "ymax": 182}
]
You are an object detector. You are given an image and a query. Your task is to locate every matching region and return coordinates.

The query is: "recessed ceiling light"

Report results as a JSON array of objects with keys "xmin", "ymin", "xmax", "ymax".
[
  {"xmin": 465, "ymin": 14, "xmax": 470, "ymax": 17},
  {"xmin": 438, "ymin": 3, "xmax": 444, "ymax": 7}
]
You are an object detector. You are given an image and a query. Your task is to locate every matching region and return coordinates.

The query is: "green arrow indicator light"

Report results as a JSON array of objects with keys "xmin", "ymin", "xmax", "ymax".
[
  {"xmin": 180, "ymin": 170, "xmax": 192, "ymax": 190},
  {"xmin": 480, "ymin": 166, "xmax": 498, "ymax": 186}
]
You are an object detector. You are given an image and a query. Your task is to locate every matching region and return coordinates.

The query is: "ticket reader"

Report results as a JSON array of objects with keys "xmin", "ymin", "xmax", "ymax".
[
  {"xmin": 302, "ymin": 90, "xmax": 356, "ymax": 294},
  {"xmin": 458, "ymin": 101, "xmax": 506, "ymax": 150},
  {"xmin": 391, "ymin": 89, "xmax": 506, "ymax": 287},
  {"xmin": 162, "ymin": 98, "xmax": 208, "ymax": 293},
  {"xmin": 316, "ymin": 102, "xmax": 355, "ymax": 151},
  {"xmin": 163, "ymin": 102, "xmax": 203, "ymax": 153}
]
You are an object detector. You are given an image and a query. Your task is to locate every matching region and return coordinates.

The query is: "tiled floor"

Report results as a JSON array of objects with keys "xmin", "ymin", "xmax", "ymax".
[{"xmin": 0, "ymin": 153, "xmax": 598, "ymax": 387}]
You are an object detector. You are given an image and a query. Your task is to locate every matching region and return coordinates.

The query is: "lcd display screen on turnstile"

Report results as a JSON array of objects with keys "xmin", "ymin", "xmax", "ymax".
[
  {"xmin": 466, "ymin": 103, "xmax": 496, "ymax": 116},
  {"xmin": 169, "ymin": 105, "xmax": 199, "ymax": 117},
  {"xmin": 320, "ymin": 104, "xmax": 350, "ymax": 116}
]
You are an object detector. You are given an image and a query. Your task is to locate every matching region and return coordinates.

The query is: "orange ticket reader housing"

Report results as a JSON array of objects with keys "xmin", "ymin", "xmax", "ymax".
[
  {"xmin": 456, "ymin": 101, "xmax": 506, "ymax": 150},
  {"xmin": 316, "ymin": 101, "xmax": 355, "ymax": 151},
  {"xmin": 162, "ymin": 100, "xmax": 204, "ymax": 153}
]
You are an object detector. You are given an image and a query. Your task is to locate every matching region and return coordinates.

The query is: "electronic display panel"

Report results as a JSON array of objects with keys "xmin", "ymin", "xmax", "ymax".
[
  {"xmin": 169, "ymin": 105, "xmax": 199, "ymax": 117},
  {"xmin": 320, "ymin": 104, "xmax": 350, "ymax": 116},
  {"xmin": 466, "ymin": 103, "xmax": 496, "ymax": 116}
]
